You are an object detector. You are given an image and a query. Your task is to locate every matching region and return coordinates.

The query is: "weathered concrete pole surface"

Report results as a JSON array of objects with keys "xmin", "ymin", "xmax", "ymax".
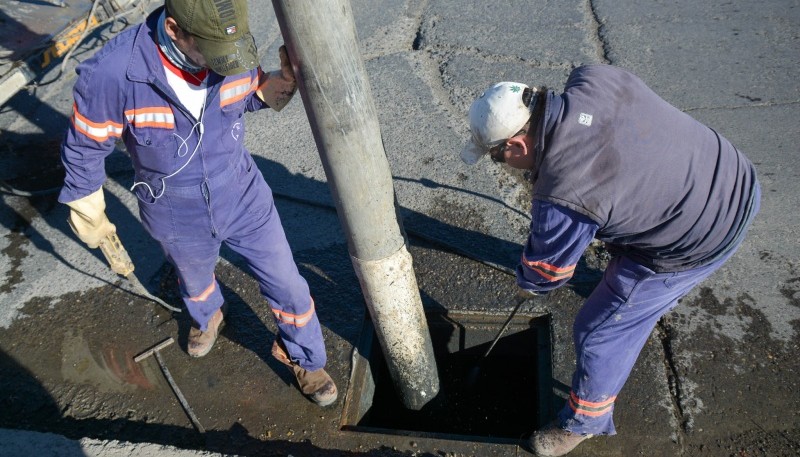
[{"xmin": 271, "ymin": 0, "xmax": 439, "ymax": 410}]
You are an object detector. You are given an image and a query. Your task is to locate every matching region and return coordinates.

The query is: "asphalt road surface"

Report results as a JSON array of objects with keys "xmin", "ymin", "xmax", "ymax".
[{"xmin": 0, "ymin": 0, "xmax": 798, "ymax": 456}]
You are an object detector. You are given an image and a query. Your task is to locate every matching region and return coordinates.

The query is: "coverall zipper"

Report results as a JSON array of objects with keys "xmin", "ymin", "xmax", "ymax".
[
  {"xmin": 201, "ymin": 180, "xmax": 218, "ymax": 236},
  {"xmin": 152, "ymin": 79, "xmax": 218, "ymax": 237}
]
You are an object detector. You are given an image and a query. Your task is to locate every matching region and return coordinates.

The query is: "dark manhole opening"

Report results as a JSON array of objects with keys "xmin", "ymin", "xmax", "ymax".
[{"xmin": 341, "ymin": 310, "xmax": 553, "ymax": 443}]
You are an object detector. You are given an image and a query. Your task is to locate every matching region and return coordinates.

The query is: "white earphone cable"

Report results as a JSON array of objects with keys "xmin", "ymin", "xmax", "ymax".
[{"xmin": 130, "ymin": 104, "xmax": 205, "ymax": 201}]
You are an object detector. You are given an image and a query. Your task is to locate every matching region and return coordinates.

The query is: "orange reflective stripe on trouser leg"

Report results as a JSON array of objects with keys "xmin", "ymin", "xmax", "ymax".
[
  {"xmin": 272, "ymin": 298, "xmax": 315, "ymax": 328},
  {"xmin": 568, "ymin": 391, "xmax": 616, "ymax": 417},
  {"xmin": 187, "ymin": 278, "xmax": 216, "ymax": 302}
]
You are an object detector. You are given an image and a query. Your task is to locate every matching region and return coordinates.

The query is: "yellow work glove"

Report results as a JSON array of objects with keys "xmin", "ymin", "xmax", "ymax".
[
  {"xmin": 65, "ymin": 188, "xmax": 116, "ymax": 249},
  {"xmin": 255, "ymin": 45, "xmax": 297, "ymax": 112}
]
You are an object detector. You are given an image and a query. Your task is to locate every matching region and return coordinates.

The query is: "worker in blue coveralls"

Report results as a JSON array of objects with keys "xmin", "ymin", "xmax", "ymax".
[
  {"xmin": 59, "ymin": 0, "xmax": 337, "ymax": 407},
  {"xmin": 460, "ymin": 65, "xmax": 760, "ymax": 456}
]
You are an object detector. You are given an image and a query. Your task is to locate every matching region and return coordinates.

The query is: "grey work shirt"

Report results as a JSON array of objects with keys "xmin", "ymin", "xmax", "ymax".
[{"xmin": 531, "ymin": 64, "xmax": 758, "ymax": 273}]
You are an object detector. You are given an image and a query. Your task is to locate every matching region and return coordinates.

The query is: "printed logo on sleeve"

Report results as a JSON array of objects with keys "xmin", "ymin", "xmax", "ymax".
[{"xmin": 578, "ymin": 113, "xmax": 593, "ymax": 126}]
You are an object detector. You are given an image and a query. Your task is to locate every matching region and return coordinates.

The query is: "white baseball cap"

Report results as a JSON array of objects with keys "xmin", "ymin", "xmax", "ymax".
[{"xmin": 460, "ymin": 82, "xmax": 533, "ymax": 165}]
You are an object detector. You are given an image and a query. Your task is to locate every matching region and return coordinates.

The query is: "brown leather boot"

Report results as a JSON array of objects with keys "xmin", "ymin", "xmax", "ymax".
[
  {"xmin": 272, "ymin": 338, "xmax": 338, "ymax": 407},
  {"xmin": 187, "ymin": 308, "xmax": 224, "ymax": 358},
  {"xmin": 527, "ymin": 422, "xmax": 593, "ymax": 456}
]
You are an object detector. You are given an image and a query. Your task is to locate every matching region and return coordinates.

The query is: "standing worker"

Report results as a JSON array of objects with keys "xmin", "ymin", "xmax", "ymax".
[
  {"xmin": 460, "ymin": 64, "xmax": 759, "ymax": 456},
  {"xmin": 59, "ymin": 0, "xmax": 337, "ymax": 407}
]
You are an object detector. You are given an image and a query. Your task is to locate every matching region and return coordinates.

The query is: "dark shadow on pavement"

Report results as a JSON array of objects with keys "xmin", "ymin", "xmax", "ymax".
[
  {"xmin": 205, "ymin": 422, "xmax": 444, "ymax": 456},
  {"xmin": 253, "ymin": 155, "xmax": 602, "ymax": 300},
  {"xmin": 0, "ymin": 346, "xmax": 442, "ymax": 456}
]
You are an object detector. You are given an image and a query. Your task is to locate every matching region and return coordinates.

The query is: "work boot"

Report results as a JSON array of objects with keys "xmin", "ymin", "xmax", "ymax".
[
  {"xmin": 187, "ymin": 308, "xmax": 224, "ymax": 358},
  {"xmin": 527, "ymin": 422, "xmax": 593, "ymax": 456},
  {"xmin": 272, "ymin": 338, "xmax": 338, "ymax": 407}
]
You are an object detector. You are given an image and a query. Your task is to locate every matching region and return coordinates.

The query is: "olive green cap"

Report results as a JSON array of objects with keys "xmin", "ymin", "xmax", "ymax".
[{"xmin": 165, "ymin": 0, "xmax": 258, "ymax": 76}]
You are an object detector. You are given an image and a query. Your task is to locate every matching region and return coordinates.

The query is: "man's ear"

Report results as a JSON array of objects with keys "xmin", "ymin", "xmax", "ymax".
[
  {"xmin": 507, "ymin": 135, "xmax": 529, "ymax": 155},
  {"xmin": 504, "ymin": 133, "xmax": 537, "ymax": 170},
  {"xmin": 164, "ymin": 17, "xmax": 181, "ymax": 41}
]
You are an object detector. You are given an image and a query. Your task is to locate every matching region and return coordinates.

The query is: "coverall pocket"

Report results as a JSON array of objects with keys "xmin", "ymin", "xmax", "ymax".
[
  {"xmin": 137, "ymin": 192, "xmax": 174, "ymax": 242},
  {"xmin": 133, "ymin": 182, "xmax": 158, "ymax": 205},
  {"xmin": 663, "ymin": 272, "xmax": 681, "ymax": 289},
  {"xmin": 138, "ymin": 192, "xmax": 214, "ymax": 243},
  {"xmin": 239, "ymin": 158, "xmax": 272, "ymax": 218},
  {"xmin": 603, "ymin": 256, "xmax": 657, "ymax": 302},
  {"xmin": 129, "ymin": 125, "xmax": 177, "ymax": 150},
  {"xmin": 663, "ymin": 269, "xmax": 706, "ymax": 290},
  {"xmin": 128, "ymin": 127, "xmax": 182, "ymax": 178}
]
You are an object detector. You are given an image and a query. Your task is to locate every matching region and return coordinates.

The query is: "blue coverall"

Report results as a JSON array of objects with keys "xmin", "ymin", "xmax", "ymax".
[
  {"xmin": 517, "ymin": 65, "xmax": 761, "ymax": 436},
  {"xmin": 518, "ymin": 197, "xmax": 759, "ymax": 435},
  {"xmin": 59, "ymin": 8, "xmax": 326, "ymax": 371}
]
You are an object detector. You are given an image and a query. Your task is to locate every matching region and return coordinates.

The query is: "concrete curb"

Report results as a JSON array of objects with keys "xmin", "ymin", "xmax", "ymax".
[{"xmin": 0, "ymin": 428, "xmax": 237, "ymax": 457}]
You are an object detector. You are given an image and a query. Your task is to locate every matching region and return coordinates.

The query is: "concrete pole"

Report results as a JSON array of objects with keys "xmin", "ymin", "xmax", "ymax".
[{"xmin": 271, "ymin": 0, "xmax": 439, "ymax": 410}]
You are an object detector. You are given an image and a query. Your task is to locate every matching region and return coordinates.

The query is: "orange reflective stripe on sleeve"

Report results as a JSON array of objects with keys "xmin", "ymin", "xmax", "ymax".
[
  {"xmin": 521, "ymin": 254, "xmax": 576, "ymax": 282},
  {"xmin": 272, "ymin": 298, "xmax": 315, "ymax": 328},
  {"xmin": 220, "ymin": 76, "xmax": 257, "ymax": 107},
  {"xmin": 72, "ymin": 102, "xmax": 123, "ymax": 142},
  {"xmin": 568, "ymin": 391, "xmax": 616, "ymax": 417}
]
